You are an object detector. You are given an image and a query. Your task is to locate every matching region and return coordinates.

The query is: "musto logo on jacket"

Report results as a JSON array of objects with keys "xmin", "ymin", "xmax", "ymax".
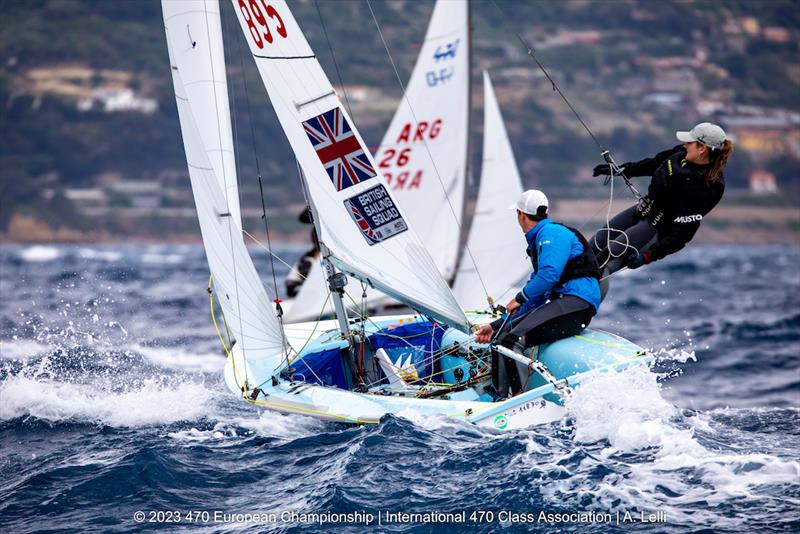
[{"xmin": 673, "ymin": 214, "xmax": 703, "ymax": 224}]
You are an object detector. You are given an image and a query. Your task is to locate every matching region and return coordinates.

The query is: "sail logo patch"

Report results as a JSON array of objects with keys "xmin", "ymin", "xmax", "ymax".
[
  {"xmin": 303, "ymin": 107, "xmax": 376, "ymax": 192},
  {"xmin": 343, "ymin": 184, "xmax": 408, "ymax": 246}
]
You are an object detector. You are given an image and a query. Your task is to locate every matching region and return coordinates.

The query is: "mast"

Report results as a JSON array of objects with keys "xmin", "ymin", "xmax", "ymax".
[{"xmin": 297, "ymin": 165, "xmax": 361, "ymax": 385}]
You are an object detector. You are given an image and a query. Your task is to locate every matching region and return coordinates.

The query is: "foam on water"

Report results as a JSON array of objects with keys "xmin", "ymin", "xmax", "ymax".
[
  {"xmin": 567, "ymin": 364, "xmax": 679, "ymax": 449},
  {"xmin": 0, "ymin": 338, "xmax": 52, "ymax": 360},
  {"xmin": 133, "ymin": 344, "xmax": 225, "ymax": 373},
  {"xmin": 167, "ymin": 422, "xmax": 240, "ymax": 443},
  {"xmin": 18, "ymin": 245, "xmax": 61, "ymax": 262},
  {"xmin": 0, "ymin": 374, "xmax": 216, "ymax": 427},
  {"xmin": 546, "ymin": 359, "xmax": 800, "ymax": 528},
  {"xmin": 231, "ymin": 409, "xmax": 327, "ymax": 440},
  {"xmin": 141, "ymin": 252, "xmax": 185, "ymax": 265},
  {"xmin": 78, "ymin": 248, "xmax": 124, "ymax": 262}
]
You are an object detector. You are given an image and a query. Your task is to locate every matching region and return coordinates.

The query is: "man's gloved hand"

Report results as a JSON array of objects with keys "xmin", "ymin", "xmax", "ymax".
[
  {"xmin": 474, "ymin": 324, "xmax": 494, "ymax": 344},
  {"xmin": 627, "ymin": 251, "xmax": 651, "ymax": 270},
  {"xmin": 593, "ymin": 163, "xmax": 611, "ymax": 177}
]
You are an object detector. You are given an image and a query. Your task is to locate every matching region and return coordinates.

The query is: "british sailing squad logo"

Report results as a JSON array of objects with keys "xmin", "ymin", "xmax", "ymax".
[
  {"xmin": 302, "ymin": 107, "xmax": 376, "ymax": 192},
  {"xmin": 343, "ymin": 184, "xmax": 408, "ymax": 246}
]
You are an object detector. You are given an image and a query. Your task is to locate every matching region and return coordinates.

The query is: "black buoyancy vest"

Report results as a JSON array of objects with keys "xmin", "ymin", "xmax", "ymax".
[{"xmin": 527, "ymin": 223, "xmax": 601, "ymax": 286}]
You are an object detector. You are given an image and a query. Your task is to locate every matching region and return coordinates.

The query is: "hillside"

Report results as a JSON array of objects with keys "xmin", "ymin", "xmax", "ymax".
[{"xmin": 1, "ymin": 0, "xmax": 798, "ymax": 241}]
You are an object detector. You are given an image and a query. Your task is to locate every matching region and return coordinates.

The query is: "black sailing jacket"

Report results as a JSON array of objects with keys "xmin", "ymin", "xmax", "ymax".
[{"xmin": 623, "ymin": 144, "xmax": 725, "ymax": 262}]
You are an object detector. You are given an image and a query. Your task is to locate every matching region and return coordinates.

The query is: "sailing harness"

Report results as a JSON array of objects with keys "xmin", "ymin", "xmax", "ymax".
[{"xmin": 526, "ymin": 223, "xmax": 602, "ymax": 287}]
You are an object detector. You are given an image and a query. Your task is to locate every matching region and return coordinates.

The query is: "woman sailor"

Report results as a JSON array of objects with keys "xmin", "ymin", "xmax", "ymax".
[{"xmin": 590, "ymin": 122, "xmax": 732, "ymax": 278}]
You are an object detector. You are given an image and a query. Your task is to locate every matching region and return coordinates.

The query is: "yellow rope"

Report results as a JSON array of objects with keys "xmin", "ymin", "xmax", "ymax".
[{"xmin": 208, "ymin": 275, "xmax": 246, "ymax": 392}]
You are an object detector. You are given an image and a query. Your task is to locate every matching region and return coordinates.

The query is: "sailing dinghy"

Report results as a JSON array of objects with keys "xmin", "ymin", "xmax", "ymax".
[{"xmin": 164, "ymin": 0, "xmax": 652, "ymax": 430}]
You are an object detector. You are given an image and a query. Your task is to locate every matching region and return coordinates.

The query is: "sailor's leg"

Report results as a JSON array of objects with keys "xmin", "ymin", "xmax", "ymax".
[
  {"xmin": 612, "ymin": 221, "xmax": 658, "ymax": 272},
  {"xmin": 601, "ymin": 211, "xmax": 658, "ymax": 277},
  {"xmin": 491, "ymin": 319, "xmax": 528, "ymax": 397},
  {"xmin": 590, "ymin": 205, "xmax": 640, "ymax": 264},
  {"xmin": 509, "ymin": 296, "xmax": 595, "ymax": 349}
]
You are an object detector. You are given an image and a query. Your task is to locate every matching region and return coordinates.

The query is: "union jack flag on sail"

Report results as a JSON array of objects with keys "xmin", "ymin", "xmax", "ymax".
[{"xmin": 302, "ymin": 108, "xmax": 376, "ymax": 192}]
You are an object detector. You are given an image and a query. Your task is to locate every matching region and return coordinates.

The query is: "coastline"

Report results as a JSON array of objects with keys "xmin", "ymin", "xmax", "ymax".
[{"xmin": 2, "ymin": 200, "xmax": 798, "ymax": 246}]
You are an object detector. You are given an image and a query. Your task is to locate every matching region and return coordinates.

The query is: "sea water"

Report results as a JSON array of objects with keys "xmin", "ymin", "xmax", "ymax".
[{"xmin": 1, "ymin": 244, "xmax": 798, "ymax": 533}]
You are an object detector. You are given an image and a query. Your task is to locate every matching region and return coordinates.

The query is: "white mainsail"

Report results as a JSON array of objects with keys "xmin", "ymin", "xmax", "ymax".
[
  {"xmin": 375, "ymin": 0, "xmax": 469, "ymax": 281},
  {"xmin": 164, "ymin": 3, "xmax": 285, "ymax": 369},
  {"xmin": 453, "ymin": 72, "xmax": 529, "ymax": 310},
  {"xmin": 229, "ymin": 0, "xmax": 469, "ymax": 332},
  {"xmin": 162, "ymin": 0, "xmax": 242, "ymax": 228},
  {"xmin": 286, "ymin": 0, "xmax": 468, "ymax": 321}
]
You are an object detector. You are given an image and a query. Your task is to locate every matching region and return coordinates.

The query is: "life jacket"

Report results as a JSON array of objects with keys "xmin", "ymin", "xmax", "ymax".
[{"xmin": 527, "ymin": 223, "xmax": 601, "ymax": 286}]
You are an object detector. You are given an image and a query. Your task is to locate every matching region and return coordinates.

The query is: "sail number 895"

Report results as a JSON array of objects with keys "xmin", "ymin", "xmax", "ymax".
[{"xmin": 238, "ymin": 0, "xmax": 287, "ymax": 49}]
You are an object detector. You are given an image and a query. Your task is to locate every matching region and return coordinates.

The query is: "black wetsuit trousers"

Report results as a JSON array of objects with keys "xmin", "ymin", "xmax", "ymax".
[
  {"xmin": 589, "ymin": 205, "xmax": 658, "ymax": 276},
  {"xmin": 493, "ymin": 295, "xmax": 595, "ymax": 395}
]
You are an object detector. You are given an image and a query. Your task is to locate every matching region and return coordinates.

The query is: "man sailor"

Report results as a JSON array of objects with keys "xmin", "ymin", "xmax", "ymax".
[{"xmin": 474, "ymin": 190, "xmax": 601, "ymax": 397}]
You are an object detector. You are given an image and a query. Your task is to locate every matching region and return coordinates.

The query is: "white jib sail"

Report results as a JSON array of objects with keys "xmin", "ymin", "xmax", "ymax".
[
  {"xmin": 282, "ymin": 260, "xmax": 335, "ymax": 322},
  {"xmin": 229, "ymin": 0, "xmax": 469, "ymax": 332},
  {"xmin": 453, "ymin": 72, "xmax": 529, "ymax": 311},
  {"xmin": 165, "ymin": 9, "xmax": 285, "ymax": 368},
  {"xmin": 162, "ymin": 0, "xmax": 242, "ymax": 228},
  {"xmin": 375, "ymin": 0, "xmax": 469, "ymax": 281}
]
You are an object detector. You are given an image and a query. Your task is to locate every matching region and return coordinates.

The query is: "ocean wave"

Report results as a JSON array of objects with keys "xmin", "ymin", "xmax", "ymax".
[
  {"xmin": 0, "ymin": 375, "xmax": 217, "ymax": 427},
  {"xmin": 78, "ymin": 248, "xmax": 124, "ymax": 263},
  {"xmin": 18, "ymin": 245, "xmax": 61, "ymax": 262}
]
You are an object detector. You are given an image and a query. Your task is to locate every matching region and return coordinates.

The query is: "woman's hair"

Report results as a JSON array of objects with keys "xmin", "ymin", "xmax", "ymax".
[{"xmin": 705, "ymin": 139, "xmax": 733, "ymax": 183}]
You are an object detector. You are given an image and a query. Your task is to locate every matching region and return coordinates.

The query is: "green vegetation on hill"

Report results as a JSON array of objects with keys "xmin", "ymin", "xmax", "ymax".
[{"xmin": 1, "ymin": 0, "xmax": 798, "ymax": 236}]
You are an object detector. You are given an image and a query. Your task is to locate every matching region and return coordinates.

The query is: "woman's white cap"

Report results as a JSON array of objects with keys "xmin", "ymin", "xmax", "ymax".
[
  {"xmin": 510, "ymin": 189, "xmax": 549, "ymax": 216},
  {"xmin": 676, "ymin": 122, "xmax": 727, "ymax": 149}
]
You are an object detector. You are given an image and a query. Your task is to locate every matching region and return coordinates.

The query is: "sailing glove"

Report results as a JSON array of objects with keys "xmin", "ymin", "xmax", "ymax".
[
  {"xmin": 592, "ymin": 164, "xmax": 611, "ymax": 176},
  {"xmin": 627, "ymin": 251, "xmax": 650, "ymax": 269}
]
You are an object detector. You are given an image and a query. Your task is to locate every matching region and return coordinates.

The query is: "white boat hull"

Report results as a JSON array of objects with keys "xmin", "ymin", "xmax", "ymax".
[{"xmin": 223, "ymin": 313, "xmax": 652, "ymax": 430}]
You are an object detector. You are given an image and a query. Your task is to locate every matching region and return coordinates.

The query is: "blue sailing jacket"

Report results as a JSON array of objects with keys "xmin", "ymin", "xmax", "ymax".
[{"xmin": 514, "ymin": 219, "xmax": 601, "ymax": 320}]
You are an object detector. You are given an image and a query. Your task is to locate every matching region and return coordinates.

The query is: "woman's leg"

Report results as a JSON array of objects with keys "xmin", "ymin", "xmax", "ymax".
[
  {"xmin": 591, "ymin": 205, "xmax": 658, "ymax": 275},
  {"xmin": 590, "ymin": 205, "xmax": 641, "ymax": 265}
]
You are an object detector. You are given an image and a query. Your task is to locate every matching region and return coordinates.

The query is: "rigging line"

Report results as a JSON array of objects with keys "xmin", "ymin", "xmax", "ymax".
[
  {"xmin": 487, "ymin": 0, "xmax": 643, "ymax": 206},
  {"xmin": 203, "ymin": 0, "xmax": 249, "ymax": 386},
  {"xmin": 242, "ymin": 229, "xmax": 307, "ymax": 280},
  {"xmin": 591, "ymin": 165, "xmax": 640, "ymax": 272},
  {"xmin": 262, "ymin": 292, "xmax": 333, "ymax": 387},
  {"xmin": 365, "ymin": 0, "xmax": 491, "ymax": 303},
  {"xmin": 313, "ymin": 0, "xmax": 355, "ymax": 119},
  {"xmin": 487, "ymin": 0, "xmax": 603, "ymax": 152},
  {"xmin": 208, "ymin": 277, "xmax": 234, "ymax": 360}
]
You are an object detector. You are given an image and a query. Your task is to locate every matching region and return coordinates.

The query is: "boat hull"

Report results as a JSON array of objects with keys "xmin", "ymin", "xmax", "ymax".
[{"xmin": 223, "ymin": 313, "xmax": 652, "ymax": 429}]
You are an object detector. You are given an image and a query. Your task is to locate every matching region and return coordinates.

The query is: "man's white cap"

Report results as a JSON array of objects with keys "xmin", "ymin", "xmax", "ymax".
[
  {"xmin": 510, "ymin": 189, "xmax": 549, "ymax": 216},
  {"xmin": 676, "ymin": 122, "xmax": 727, "ymax": 150}
]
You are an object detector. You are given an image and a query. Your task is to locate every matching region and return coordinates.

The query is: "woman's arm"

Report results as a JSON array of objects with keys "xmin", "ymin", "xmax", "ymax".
[{"xmin": 623, "ymin": 145, "xmax": 685, "ymax": 177}]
